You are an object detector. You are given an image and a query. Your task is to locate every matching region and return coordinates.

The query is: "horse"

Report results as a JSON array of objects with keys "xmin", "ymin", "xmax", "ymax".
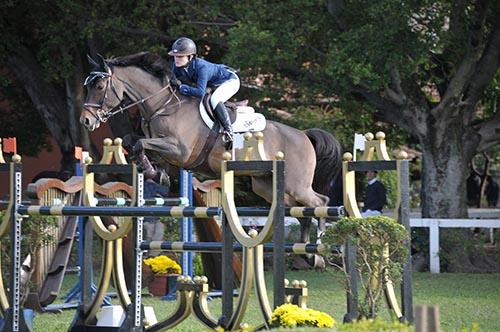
[{"xmin": 80, "ymin": 52, "xmax": 342, "ymax": 265}]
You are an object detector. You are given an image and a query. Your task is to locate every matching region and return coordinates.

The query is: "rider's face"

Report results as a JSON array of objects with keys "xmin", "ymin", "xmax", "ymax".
[{"xmin": 174, "ymin": 55, "xmax": 190, "ymax": 67}]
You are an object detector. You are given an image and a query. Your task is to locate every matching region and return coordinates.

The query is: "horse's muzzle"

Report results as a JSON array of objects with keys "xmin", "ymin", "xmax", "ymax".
[{"xmin": 80, "ymin": 109, "xmax": 100, "ymax": 131}]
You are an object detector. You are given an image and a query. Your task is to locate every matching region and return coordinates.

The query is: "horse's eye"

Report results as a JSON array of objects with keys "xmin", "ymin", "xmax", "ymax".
[{"xmin": 96, "ymin": 84, "xmax": 105, "ymax": 91}]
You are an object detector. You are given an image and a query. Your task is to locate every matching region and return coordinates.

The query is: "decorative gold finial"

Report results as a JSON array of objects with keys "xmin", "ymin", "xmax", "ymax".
[
  {"xmin": 12, "ymin": 154, "xmax": 22, "ymax": 163},
  {"xmin": 240, "ymin": 323, "xmax": 249, "ymax": 330},
  {"xmin": 222, "ymin": 151, "xmax": 232, "ymax": 161},
  {"xmin": 275, "ymin": 151, "xmax": 285, "ymax": 160},
  {"xmin": 177, "ymin": 275, "xmax": 185, "ymax": 283},
  {"xmin": 396, "ymin": 150, "xmax": 408, "ymax": 160},
  {"xmin": 343, "ymin": 152, "xmax": 353, "ymax": 161},
  {"xmin": 114, "ymin": 137, "xmax": 123, "ymax": 146},
  {"xmin": 254, "ymin": 132, "xmax": 264, "ymax": 140},
  {"xmin": 201, "ymin": 276, "xmax": 208, "ymax": 284},
  {"xmin": 84, "ymin": 156, "xmax": 93, "ymax": 164},
  {"xmin": 107, "ymin": 224, "xmax": 117, "ymax": 232},
  {"xmin": 244, "ymin": 132, "xmax": 253, "ymax": 140},
  {"xmin": 284, "ymin": 278, "xmax": 290, "ymax": 287},
  {"xmin": 292, "ymin": 280, "xmax": 300, "ymax": 288},
  {"xmin": 184, "ymin": 276, "xmax": 192, "ymax": 283},
  {"xmin": 248, "ymin": 229, "xmax": 258, "ymax": 238},
  {"xmin": 193, "ymin": 276, "xmax": 201, "ymax": 284},
  {"xmin": 299, "ymin": 280, "xmax": 307, "ymax": 288},
  {"xmin": 365, "ymin": 132, "xmax": 374, "ymax": 141},
  {"xmin": 375, "ymin": 131, "xmax": 385, "ymax": 140},
  {"xmin": 103, "ymin": 138, "xmax": 113, "ymax": 146}
]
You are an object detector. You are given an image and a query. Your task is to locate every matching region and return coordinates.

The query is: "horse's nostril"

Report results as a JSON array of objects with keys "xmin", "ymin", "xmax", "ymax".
[{"xmin": 84, "ymin": 118, "xmax": 90, "ymax": 126}]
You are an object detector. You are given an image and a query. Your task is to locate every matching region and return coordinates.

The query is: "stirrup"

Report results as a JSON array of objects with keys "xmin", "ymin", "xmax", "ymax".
[
  {"xmin": 222, "ymin": 132, "xmax": 233, "ymax": 150},
  {"xmin": 222, "ymin": 132, "xmax": 233, "ymax": 143}
]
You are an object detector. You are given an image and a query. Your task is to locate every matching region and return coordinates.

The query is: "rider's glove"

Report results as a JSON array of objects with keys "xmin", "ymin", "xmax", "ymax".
[
  {"xmin": 170, "ymin": 77, "xmax": 182, "ymax": 89},
  {"xmin": 179, "ymin": 84, "xmax": 190, "ymax": 95}
]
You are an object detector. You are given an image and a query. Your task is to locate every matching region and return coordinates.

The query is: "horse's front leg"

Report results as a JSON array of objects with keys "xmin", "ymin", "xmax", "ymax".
[
  {"xmin": 132, "ymin": 137, "xmax": 183, "ymax": 187},
  {"xmin": 133, "ymin": 137, "xmax": 185, "ymax": 165}
]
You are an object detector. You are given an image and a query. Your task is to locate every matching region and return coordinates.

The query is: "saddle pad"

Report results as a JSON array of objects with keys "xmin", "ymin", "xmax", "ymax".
[{"xmin": 199, "ymin": 102, "xmax": 266, "ymax": 133}]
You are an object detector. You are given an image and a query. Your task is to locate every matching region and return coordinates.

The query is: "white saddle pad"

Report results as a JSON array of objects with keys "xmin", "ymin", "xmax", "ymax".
[{"xmin": 199, "ymin": 102, "xmax": 266, "ymax": 133}]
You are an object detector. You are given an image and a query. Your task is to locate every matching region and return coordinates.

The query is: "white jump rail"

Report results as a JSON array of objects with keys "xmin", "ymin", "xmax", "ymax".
[{"xmin": 410, "ymin": 217, "xmax": 500, "ymax": 273}]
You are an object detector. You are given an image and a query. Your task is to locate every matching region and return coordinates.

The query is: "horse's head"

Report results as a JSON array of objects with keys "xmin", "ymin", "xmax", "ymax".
[{"xmin": 81, "ymin": 54, "xmax": 125, "ymax": 131}]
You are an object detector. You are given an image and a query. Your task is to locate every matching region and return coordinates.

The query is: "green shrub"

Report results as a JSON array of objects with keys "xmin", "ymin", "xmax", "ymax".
[
  {"xmin": 338, "ymin": 317, "xmax": 412, "ymax": 331},
  {"xmin": 322, "ymin": 216, "xmax": 409, "ymax": 318}
]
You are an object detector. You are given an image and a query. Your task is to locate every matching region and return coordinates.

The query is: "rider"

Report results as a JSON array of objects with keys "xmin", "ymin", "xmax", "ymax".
[{"xmin": 168, "ymin": 37, "xmax": 239, "ymax": 150}]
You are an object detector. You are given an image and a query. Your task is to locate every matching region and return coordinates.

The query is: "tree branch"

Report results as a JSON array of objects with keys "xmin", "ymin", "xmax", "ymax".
[
  {"xmin": 464, "ymin": 20, "xmax": 500, "ymax": 107},
  {"xmin": 6, "ymin": 45, "xmax": 76, "ymax": 153},
  {"xmin": 434, "ymin": 0, "xmax": 491, "ymax": 116},
  {"xmin": 325, "ymin": 0, "xmax": 347, "ymax": 31},
  {"xmin": 350, "ymin": 84, "xmax": 426, "ymax": 136},
  {"xmin": 474, "ymin": 115, "xmax": 500, "ymax": 152},
  {"xmin": 447, "ymin": 0, "xmax": 467, "ymax": 43}
]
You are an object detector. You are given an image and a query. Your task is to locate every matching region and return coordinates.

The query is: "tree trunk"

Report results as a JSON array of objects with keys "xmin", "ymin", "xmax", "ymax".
[
  {"xmin": 419, "ymin": 115, "xmax": 476, "ymax": 218},
  {"xmin": 6, "ymin": 47, "xmax": 89, "ymax": 173}
]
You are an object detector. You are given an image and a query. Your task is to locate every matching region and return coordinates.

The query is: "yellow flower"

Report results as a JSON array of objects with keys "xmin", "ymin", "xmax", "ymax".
[
  {"xmin": 270, "ymin": 304, "xmax": 335, "ymax": 328},
  {"xmin": 144, "ymin": 255, "xmax": 181, "ymax": 275}
]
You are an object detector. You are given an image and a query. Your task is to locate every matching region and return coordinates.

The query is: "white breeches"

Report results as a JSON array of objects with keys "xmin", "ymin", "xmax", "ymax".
[{"xmin": 210, "ymin": 74, "xmax": 240, "ymax": 109}]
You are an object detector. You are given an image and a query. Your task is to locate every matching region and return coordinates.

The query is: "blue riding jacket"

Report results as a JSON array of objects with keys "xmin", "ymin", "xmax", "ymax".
[{"xmin": 172, "ymin": 58, "xmax": 236, "ymax": 98}]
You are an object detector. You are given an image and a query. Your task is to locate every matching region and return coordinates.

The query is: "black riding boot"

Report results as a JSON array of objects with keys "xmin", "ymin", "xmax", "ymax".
[{"xmin": 214, "ymin": 102, "xmax": 233, "ymax": 150}]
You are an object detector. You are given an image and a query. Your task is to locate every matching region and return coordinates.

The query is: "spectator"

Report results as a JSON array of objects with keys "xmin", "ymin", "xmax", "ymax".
[
  {"xmin": 361, "ymin": 170, "xmax": 387, "ymax": 217},
  {"xmin": 466, "ymin": 171, "xmax": 481, "ymax": 207},
  {"xmin": 143, "ymin": 176, "xmax": 169, "ymax": 257},
  {"xmin": 485, "ymin": 176, "xmax": 499, "ymax": 208}
]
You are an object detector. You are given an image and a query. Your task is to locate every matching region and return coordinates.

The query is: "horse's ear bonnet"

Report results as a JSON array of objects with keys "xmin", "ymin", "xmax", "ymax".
[{"xmin": 87, "ymin": 54, "xmax": 100, "ymax": 69}]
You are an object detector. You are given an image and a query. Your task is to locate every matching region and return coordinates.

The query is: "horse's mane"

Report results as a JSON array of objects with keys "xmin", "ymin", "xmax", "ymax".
[{"xmin": 107, "ymin": 52, "xmax": 172, "ymax": 84}]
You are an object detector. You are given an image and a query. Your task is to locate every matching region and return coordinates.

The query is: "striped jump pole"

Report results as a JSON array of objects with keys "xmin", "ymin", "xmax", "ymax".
[
  {"xmin": 54, "ymin": 196, "xmax": 189, "ymax": 207},
  {"xmin": 17, "ymin": 205, "xmax": 344, "ymax": 218},
  {"xmin": 140, "ymin": 241, "xmax": 341, "ymax": 255}
]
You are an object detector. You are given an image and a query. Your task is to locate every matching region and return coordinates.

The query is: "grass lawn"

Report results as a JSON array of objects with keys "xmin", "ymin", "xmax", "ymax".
[{"xmin": 31, "ymin": 270, "xmax": 500, "ymax": 331}]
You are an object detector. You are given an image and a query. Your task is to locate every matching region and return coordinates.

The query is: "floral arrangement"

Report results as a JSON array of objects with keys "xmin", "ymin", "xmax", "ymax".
[
  {"xmin": 143, "ymin": 255, "xmax": 181, "ymax": 275},
  {"xmin": 269, "ymin": 303, "xmax": 335, "ymax": 329}
]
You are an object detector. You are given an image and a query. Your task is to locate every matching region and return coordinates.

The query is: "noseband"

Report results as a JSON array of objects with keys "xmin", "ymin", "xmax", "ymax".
[{"xmin": 83, "ymin": 70, "xmax": 177, "ymax": 124}]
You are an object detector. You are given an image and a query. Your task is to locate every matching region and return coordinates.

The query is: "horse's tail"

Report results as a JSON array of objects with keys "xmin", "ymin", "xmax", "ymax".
[{"xmin": 304, "ymin": 128, "xmax": 343, "ymax": 205}]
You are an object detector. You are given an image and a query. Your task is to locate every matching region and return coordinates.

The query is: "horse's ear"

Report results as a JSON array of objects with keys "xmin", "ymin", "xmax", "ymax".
[
  {"xmin": 96, "ymin": 53, "xmax": 111, "ymax": 73},
  {"xmin": 87, "ymin": 54, "xmax": 100, "ymax": 69}
]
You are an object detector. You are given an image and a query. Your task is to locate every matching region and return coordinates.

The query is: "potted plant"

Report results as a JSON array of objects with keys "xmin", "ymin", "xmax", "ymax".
[{"xmin": 143, "ymin": 255, "xmax": 181, "ymax": 297}]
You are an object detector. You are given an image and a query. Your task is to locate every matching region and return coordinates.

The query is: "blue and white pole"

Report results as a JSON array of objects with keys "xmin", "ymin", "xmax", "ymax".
[{"xmin": 179, "ymin": 169, "xmax": 193, "ymax": 277}]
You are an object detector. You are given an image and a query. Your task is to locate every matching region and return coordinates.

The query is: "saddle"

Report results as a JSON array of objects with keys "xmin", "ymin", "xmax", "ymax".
[
  {"xmin": 200, "ymin": 91, "xmax": 266, "ymax": 133},
  {"xmin": 201, "ymin": 92, "xmax": 248, "ymax": 124}
]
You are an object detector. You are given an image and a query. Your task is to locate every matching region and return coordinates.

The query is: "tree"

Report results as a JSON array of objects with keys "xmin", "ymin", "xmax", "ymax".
[
  {"xmin": 1, "ymin": 1, "xmax": 498, "ymax": 219},
  {"xmin": 0, "ymin": 1, "xmax": 180, "ymax": 170},
  {"xmin": 224, "ymin": 0, "xmax": 500, "ymax": 217}
]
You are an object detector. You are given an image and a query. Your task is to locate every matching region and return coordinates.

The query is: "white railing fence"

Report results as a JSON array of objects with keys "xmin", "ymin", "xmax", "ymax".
[{"xmin": 410, "ymin": 218, "xmax": 500, "ymax": 273}]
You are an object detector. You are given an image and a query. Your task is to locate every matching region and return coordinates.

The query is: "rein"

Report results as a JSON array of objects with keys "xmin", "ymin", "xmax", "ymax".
[{"xmin": 83, "ymin": 70, "xmax": 180, "ymax": 124}]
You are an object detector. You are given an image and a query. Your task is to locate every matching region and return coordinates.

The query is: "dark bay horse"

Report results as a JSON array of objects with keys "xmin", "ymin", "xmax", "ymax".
[{"xmin": 81, "ymin": 53, "xmax": 342, "ymax": 252}]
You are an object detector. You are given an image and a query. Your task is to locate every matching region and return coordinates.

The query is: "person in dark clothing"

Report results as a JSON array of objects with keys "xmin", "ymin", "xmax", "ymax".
[
  {"xmin": 143, "ymin": 177, "xmax": 169, "ymax": 256},
  {"xmin": 466, "ymin": 171, "xmax": 481, "ymax": 206},
  {"xmin": 361, "ymin": 170, "xmax": 387, "ymax": 217},
  {"xmin": 485, "ymin": 176, "xmax": 499, "ymax": 208}
]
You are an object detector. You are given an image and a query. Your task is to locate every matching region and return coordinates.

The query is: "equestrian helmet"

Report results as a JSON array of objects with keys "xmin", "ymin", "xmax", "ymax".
[{"xmin": 168, "ymin": 37, "xmax": 197, "ymax": 56}]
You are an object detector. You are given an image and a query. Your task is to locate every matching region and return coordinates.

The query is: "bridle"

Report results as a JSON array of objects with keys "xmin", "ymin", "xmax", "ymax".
[{"xmin": 83, "ymin": 69, "xmax": 178, "ymax": 124}]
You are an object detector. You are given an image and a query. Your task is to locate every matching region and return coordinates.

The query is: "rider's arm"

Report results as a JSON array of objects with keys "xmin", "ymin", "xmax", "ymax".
[{"xmin": 178, "ymin": 61, "xmax": 209, "ymax": 98}]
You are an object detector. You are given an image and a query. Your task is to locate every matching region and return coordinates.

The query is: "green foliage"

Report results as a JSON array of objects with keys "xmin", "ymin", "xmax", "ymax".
[
  {"xmin": 0, "ymin": 212, "xmax": 58, "ymax": 288},
  {"xmin": 161, "ymin": 217, "xmax": 181, "ymax": 241},
  {"xmin": 193, "ymin": 254, "xmax": 204, "ymax": 276},
  {"xmin": 322, "ymin": 216, "xmax": 409, "ymax": 318},
  {"xmin": 378, "ymin": 171, "xmax": 398, "ymax": 209},
  {"xmin": 338, "ymin": 317, "xmax": 412, "ymax": 331}
]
